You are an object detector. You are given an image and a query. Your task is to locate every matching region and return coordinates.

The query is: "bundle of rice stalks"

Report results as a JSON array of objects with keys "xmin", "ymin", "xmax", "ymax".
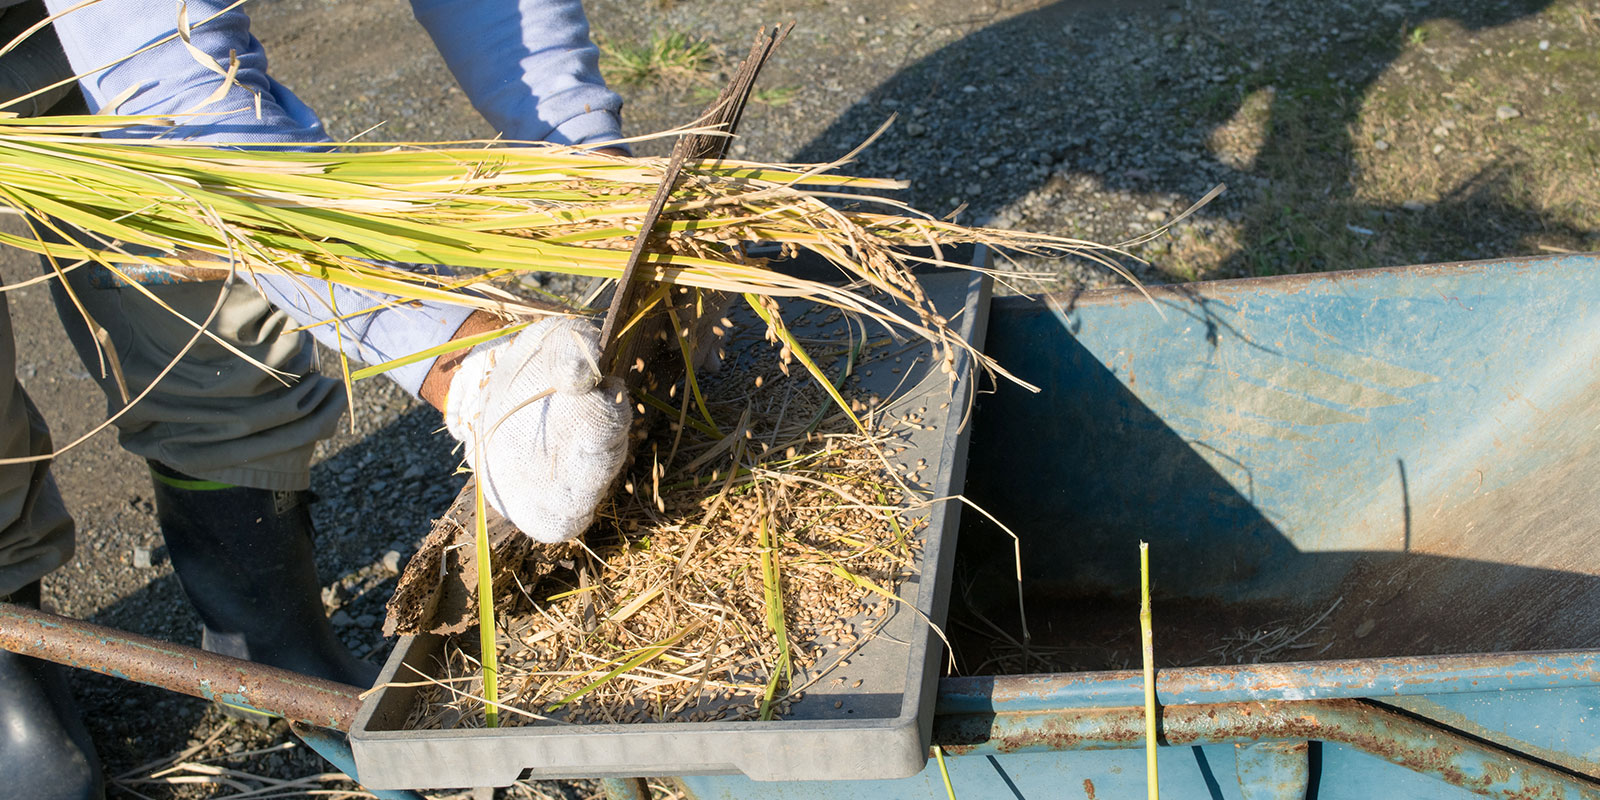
[{"xmin": 0, "ymin": 112, "xmax": 1161, "ymax": 401}]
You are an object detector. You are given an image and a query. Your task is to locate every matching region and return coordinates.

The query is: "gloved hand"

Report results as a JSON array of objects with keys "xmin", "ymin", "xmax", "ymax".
[{"xmin": 444, "ymin": 317, "xmax": 633, "ymax": 543}]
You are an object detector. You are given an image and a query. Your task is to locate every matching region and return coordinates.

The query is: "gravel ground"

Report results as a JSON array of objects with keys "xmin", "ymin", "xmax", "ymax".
[
  {"xmin": 595, "ymin": 0, "xmax": 1599, "ymax": 285},
  {"xmin": 8, "ymin": 0, "xmax": 1597, "ymax": 798}
]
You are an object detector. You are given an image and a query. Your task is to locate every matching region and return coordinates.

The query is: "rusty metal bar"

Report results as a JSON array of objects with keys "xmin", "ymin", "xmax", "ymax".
[
  {"xmin": 0, "ymin": 601, "xmax": 362, "ymax": 731},
  {"xmin": 935, "ymin": 698, "xmax": 1600, "ymax": 800},
  {"xmin": 936, "ymin": 651, "xmax": 1600, "ymax": 714}
]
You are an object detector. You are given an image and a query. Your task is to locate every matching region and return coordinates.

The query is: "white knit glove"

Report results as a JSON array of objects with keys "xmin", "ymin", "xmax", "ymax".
[{"xmin": 443, "ymin": 317, "xmax": 632, "ymax": 543}]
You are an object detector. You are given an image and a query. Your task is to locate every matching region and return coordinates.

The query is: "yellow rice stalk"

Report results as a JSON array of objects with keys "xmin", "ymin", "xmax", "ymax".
[
  {"xmin": 0, "ymin": 116, "xmax": 1148, "ymax": 392},
  {"xmin": 1141, "ymin": 541, "xmax": 1158, "ymax": 799},
  {"xmin": 473, "ymin": 455, "xmax": 499, "ymax": 728}
]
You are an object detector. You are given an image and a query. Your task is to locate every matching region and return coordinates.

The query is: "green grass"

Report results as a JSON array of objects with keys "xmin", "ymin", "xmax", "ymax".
[
  {"xmin": 598, "ymin": 32, "xmax": 714, "ymax": 87},
  {"xmin": 474, "ymin": 470, "xmax": 500, "ymax": 728},
  {"xmin": 752, "ymin": 86, "xmax": 799, "ymax": 106},
  {"xmin": 691, "ymin": 84, "xmax": 799, "ymax": 107}
]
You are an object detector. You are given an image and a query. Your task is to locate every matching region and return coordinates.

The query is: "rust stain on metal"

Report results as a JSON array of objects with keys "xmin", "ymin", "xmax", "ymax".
[
  {"xmin": 1176, "ymin": 700, "xmax": 1594, "ymax": 799},
  {"xmin": 1082, "ymin": 777, "xmax": 1097, "ymax": 799},
  {"xmin": 0, "ymin": 602, "xmax": 361, "ymax": 731},
  {"xmin": 937, "ymin": 698, "xmax": 1600, "ymax": 799}
]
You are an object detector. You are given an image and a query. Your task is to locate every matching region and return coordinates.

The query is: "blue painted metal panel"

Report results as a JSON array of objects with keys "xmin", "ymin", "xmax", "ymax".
[
  {"xmin": 1058, "ymin": 255, "xmax": 1600, "ymax": 570},
  {"xmin": 1390, "ymin": 687, "xmax": 1600, "ymax": 778},
  {"xmin": 680, "ymin": 744, "xmax": 1493, "ymax": 799},
  {"xmin": 1235, "ymin": 742, "xmax": 1310, "ymax": 800},
  {"xmin": 680, "ymin": 255, "xmax": 1600, "ymax": 799},
  {"xmin": 1314, "ymin": 745, "xmax": 1483, "ymax": 800},
  {"xmin": 965, "ymin": 256, "xmax": 1600, "ymax": 650}
]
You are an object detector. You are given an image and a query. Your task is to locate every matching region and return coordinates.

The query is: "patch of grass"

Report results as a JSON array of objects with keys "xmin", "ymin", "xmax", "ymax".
[
  {"xmin": 752, "ymin": 86, "xmax": 799, "ymax": 106},
  {"xmin": 692, "ymin": 84, "xmax": 799, "ymax": 107},
  {"xmin": 598, "ymin": 32, "xmax": 714, "ymax": 87},
  {"xmin": 1350, "ymin": 23, "xmax": 1600, "ymax": 251}
]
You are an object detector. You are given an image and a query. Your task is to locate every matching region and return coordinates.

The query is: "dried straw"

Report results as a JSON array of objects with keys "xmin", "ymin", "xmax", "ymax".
[{"xmin": 408, "ymin": 298, "xmax": 937, "ymax": 728}]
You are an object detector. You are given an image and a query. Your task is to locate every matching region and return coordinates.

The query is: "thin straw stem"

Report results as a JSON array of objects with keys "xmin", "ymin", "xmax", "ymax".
[
  {"xmin": 474, "ymin": 468, "xmax": 500, "ymax": 728},
  {"xmin": 1140, "ymin": 541, "xmax": 1157, "ymax": 800},
  {"xmin": 934, "ymin": 745, "xmax": 957, "ymax": 800}
]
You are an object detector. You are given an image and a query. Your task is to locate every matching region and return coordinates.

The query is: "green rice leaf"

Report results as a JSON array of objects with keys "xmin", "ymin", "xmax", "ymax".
[
  {"xmin": 744, "ymin": 293, "xmax": 862, "ymax": 431},
  {"xmin": 757, "ymin": 509, "xmax": 790, "ymax": 720},
  {"xmin": 546, "ymin": 623, "xmax": 699, "ymax": 712}
]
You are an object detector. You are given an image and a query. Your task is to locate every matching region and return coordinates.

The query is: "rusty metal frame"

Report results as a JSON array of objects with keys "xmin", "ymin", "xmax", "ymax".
[
  {"xmin": 935, "ymin": 696, "xmax": 1600, "ymax": 799},
  {"xmin": 0, "ymin": 601, "xmax": 362, "ymax": 730},
  {"xmin": 0, "ymin": 602, "xmax": 437, "ymax": 797},
  {"xmin": 936, "ymin": 651, "xmax": 1600, "ymax": 712}
]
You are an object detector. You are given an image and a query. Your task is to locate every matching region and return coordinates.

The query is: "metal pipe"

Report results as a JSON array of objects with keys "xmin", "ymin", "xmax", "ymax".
[
  {"xmin": 0, "ymin": 601, "xmax": 363, "ymax": 731},
  {"xmin": 935, "ymin": 698, "xmax": 1600, "ymax": 800},
  {"xmin": 935, "ymin": 650, "xmax": 1600, "ymax": 714}
]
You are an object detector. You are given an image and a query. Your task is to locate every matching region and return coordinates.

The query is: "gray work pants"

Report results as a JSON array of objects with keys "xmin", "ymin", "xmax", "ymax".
[{"xmin": 0, "ymin": 2, "xmax": 348, "ymax": 595}]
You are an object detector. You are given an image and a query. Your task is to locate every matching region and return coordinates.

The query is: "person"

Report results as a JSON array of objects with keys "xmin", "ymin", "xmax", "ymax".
[{"xmin": 0, "ymin": 2, "xmax": 635, "ymax": 798}]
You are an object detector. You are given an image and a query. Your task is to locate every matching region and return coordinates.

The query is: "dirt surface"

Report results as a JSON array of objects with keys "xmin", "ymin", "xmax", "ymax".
[{"xmin": 7, "ymin": 0, "xmax": 1599, "ymax": 798}]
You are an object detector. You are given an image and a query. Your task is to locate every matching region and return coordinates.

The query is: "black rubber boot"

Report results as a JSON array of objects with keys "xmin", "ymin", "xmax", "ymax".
[
  {"xmin": 0, "ymin": 583, "xmax": 105, "ymax": 800},
  {"xmin": 148, "ymin": 461, "xmax": 379, "ymax": 703}
]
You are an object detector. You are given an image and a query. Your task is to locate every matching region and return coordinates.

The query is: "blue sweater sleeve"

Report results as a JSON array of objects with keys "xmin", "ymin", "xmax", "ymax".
[
  {"xmin": 41, "ymin": 0, "xmax": 615, "ymax": 394},
  {"xmin": 410, "ymin": 0, "xmax": 624, "ymax": 145}
]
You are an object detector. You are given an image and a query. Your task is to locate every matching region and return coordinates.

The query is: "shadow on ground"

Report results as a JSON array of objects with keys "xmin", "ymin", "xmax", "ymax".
[{"xmin": 793, "ymin": 0, "xmax": 1593, "ymax": 281}]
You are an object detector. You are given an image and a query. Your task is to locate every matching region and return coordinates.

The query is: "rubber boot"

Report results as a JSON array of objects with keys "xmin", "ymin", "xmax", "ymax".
[
  {"xmin": 148, "ymin": 461, "xmax": 379, "ymax": 709},
  {"xmin": 0, "ymin": 583, "xmax": 105, "ymax": 800}
]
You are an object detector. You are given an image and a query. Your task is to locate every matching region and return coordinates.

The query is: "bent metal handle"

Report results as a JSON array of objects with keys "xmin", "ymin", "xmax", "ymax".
[{"xmin": 0, "ymin": 601, "xmax": 363, "ymax": 731}]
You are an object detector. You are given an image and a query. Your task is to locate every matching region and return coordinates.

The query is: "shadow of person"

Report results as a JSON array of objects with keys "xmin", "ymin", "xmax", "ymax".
[{"xmin": 792, "ymin": 0, "xmax": 1587, "ymax": 284}]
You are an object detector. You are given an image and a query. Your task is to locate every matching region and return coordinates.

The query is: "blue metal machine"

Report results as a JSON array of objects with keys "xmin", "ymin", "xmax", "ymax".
[{"xmin": 675, "ymin": 253, "xmax": 1600, "ymax": 799}]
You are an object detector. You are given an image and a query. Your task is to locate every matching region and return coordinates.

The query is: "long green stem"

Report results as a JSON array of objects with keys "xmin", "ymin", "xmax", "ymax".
[
  {"xmin": 665, "ymin": 305, "xmax": 721, "ymax": 437},
  {"xmin": 546, "ymin": 624, "xmax": 699, "ymax": 712},
  {"xmin": 934, "ymin": 745, "xmax": 957, "ymax": 800},
  {"xmin": 475, "ymin": 471, "xmax": 499, "ymax": 728},
  {"xmin": 1141, "ymin": 541, "xmax": 1157, "ymax": 799},
  {"xmin": 351, "ymin": 320, "xmax": 528, "ymax": 381}
]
